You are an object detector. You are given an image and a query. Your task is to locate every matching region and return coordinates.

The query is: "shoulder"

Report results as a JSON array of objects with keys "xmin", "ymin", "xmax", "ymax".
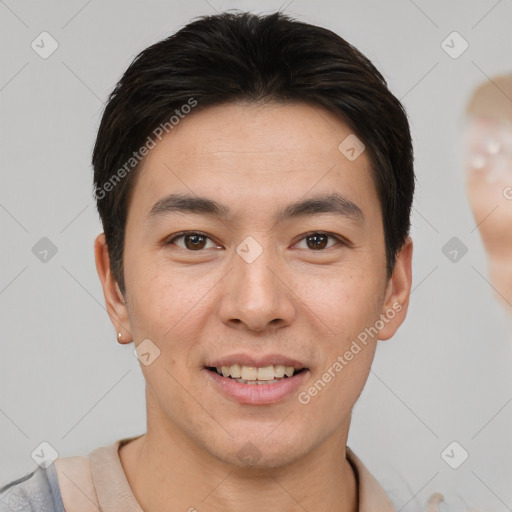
[{"xmin": 0, "ymin": 463, "xmax": 65, "ymax": 512}]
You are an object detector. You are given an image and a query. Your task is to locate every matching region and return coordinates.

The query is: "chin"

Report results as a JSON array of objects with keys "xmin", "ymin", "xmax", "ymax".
[{"xmin": 209, "ymin": 432, "xmax": 313, "ymax": 470}]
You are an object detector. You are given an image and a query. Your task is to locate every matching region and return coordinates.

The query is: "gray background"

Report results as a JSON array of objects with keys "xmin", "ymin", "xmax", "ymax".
[{"xmin": 1, "ymin": 1, "xmax": 512, "ymax": 510}]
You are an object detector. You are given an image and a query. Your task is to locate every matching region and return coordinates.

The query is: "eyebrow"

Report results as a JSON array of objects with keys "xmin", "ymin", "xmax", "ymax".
[{"xmin": 147, "ymin": 192, "xmax": 365, "ymax": 224}]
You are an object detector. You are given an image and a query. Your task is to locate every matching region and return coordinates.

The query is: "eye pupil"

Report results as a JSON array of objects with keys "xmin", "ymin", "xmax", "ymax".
[
  {"xmin": 307, "ymin": 234, "xmax": 328, "ymax": 250},
  {"xmin": 185, "ymin": 234, "xmax": 206, "ymax": 250}
]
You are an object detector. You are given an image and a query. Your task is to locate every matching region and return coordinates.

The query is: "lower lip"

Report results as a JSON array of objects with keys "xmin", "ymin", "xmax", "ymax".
[{"xmin": 204, "ymin": 369, "xmax": 309, "ymax": 405}]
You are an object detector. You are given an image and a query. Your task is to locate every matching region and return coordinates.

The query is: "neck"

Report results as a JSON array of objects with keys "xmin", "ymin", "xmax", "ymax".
[{"xmin": 119, "ymin": 407, "xmax": 358, "ymax": 512}]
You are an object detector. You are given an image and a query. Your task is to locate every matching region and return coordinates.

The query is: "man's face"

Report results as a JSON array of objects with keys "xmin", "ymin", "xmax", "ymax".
[
  {"xmin": 464, "ymin": 117, "xmax": 512, "ymax": 310},
  {"xmin": 98, "ymin": 101, "xmax": 410, "ymax": 468}
]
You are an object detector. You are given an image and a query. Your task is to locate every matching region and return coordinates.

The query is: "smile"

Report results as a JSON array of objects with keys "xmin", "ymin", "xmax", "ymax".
[
  {"xmin": 204, "ymin": 364, "xmax": 309, "ymax": 405},
  {"xmin": 208, "ymin": 364, "xmax": 306, "ymax": 384}
]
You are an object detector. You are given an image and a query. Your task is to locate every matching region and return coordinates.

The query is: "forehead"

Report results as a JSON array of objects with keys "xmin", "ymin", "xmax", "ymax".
[
  {"xmin": 145, "ymin": 100, "xmax": 362, "ymax": 162},
  {"xmin": 128, "ymin": 101, "xmax": 379, "ymax": 223}
]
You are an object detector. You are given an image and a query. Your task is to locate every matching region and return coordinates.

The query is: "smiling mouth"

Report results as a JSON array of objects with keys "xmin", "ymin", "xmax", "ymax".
[{"xmin": 206, "ymin": 365, "xmax": 308, "ymax": 385}]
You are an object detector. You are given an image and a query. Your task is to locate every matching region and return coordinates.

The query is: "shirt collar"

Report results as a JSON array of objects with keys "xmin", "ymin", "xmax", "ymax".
[{"xmin": 346, "ymin": 447, "xmax": 396, "ymax": 511}]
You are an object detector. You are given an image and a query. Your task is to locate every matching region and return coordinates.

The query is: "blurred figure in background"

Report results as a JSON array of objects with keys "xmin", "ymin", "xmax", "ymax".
[{"xmin": 463, "ymin": 74, "xmax": 512, "ymax": 316}]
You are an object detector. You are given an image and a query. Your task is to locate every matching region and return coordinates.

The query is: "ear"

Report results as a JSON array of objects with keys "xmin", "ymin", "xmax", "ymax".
[
  {"xmin": 377, "ymin": 236, "xmax": 413, "ymax": 340},
  {"xmin": 94, "ymin": 233, "xmax": 132, "ymax": 344}
]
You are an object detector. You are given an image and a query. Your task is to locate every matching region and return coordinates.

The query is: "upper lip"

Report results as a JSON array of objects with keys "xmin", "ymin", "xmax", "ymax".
[{"xmin": 206, "ymin": 353, "xmax": 307, "ymax": 369}]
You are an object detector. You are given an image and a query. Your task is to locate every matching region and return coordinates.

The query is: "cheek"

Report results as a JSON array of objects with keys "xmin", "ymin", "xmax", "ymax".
[
  {"xmin": 299, "ymin": 275, "xmax": 381, "ymax": 414},
  {"xmin": 125, "ymin": 257, "xmax": 207, "ymax": 364},
  {"xmin": 127, "ymin": 250, "xmax": 198, "ymax": 317},
  {"xmin": 297, "ymin": 265, "xmax": 384, "ymax": 345},
  {"xmin": 129, "ymin": 272, "xmax": 206, "ymax": 408}
]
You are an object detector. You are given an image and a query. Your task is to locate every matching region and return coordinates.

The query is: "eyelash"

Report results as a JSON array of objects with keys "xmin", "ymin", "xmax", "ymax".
[{"xmin": 165, "ymin": 231, "xmax": 347, "ymax": 251}]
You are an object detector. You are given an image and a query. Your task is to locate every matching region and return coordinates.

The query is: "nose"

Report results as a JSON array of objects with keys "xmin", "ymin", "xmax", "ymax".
[{"xmin": 217, "ymin": 239, "xmax": 296, "ymax": 332}]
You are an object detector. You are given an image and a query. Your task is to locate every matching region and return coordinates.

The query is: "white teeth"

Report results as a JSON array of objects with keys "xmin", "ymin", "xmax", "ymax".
[
  {"xmin": 241, "ymin": 366, "xmax": 258, "ymax": 380},
  {"xmin": 215, "ymin": 364, "xmax": 300, "ymax": 381},
  {"xmin": 257, "ymin": 366, "xmax": 274, "ymax": 381},
  {"xmin": 230, "ymin": 364, "xmax": 241, "ymax": 378},
  {"xmin": 274, "ymin": 365, "xmax": 285, "ymax": 378}
]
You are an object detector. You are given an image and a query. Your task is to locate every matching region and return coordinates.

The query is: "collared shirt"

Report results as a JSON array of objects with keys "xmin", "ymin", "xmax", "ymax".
[{"xmin": 0, "ymin": 435, "xmax": 447, "ymax": 512}]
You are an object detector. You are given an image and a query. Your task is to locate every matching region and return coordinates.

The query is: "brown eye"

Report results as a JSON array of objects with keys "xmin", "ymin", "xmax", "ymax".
[
  {"xmin": 306, "ymin": 233, "xmax": 328, "ymax": 250},
  {"xmin": 183, "ymin": 233, "xmax": 207, "ymax": 250},
  {"xmin": 295, "ymin": 232, "xmax": 342, "ymax": 250},
  {"xmin": 166, "ymin": 232, "xmax": 219, "ymax": 251}
]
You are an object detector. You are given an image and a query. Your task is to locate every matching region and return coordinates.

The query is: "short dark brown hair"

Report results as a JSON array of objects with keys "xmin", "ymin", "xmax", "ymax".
[{"xmin": 93, "ymin": 10, "xmax": 415, "ymax": 296}]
